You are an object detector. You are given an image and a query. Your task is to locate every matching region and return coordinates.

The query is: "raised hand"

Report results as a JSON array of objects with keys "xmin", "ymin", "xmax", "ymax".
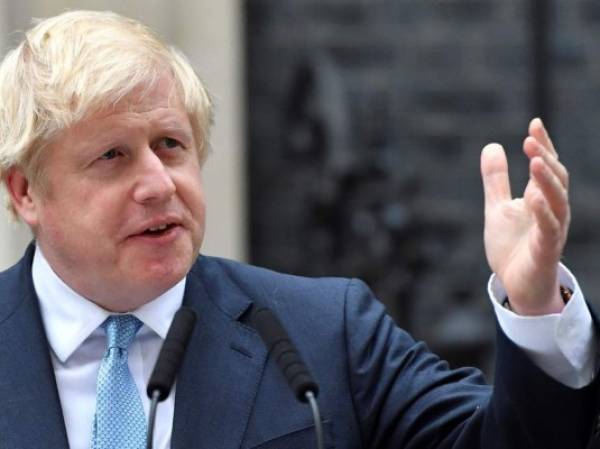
[{"xmin": 481, "ymin": 118, "xmax": 569, "ymax": 315}]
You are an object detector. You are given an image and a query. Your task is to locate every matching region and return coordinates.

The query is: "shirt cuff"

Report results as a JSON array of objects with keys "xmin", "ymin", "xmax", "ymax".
[{"xmin": 488, "ymin": 263, "xmax": 597, "ymax": 389}]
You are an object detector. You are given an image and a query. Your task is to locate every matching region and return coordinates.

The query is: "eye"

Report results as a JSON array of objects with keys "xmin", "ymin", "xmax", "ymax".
[
  {"xmin": 99, "ymin": 148, "xmax": 122, "ymax": 160},
  {"xmin": 156, "ymin": 137, "xmax": 184, "ymax": 151},
  {"xmin": 164, "ymin": 137, "xmax": 180, "ymax": 148}
]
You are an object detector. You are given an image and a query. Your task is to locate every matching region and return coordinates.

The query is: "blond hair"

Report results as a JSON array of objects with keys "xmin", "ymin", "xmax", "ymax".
[{"xmin": 0, "ymin": 10, "xmax": 213, "ymax": 218}]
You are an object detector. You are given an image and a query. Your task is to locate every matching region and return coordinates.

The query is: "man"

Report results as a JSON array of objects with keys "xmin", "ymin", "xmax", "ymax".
[{"xmin": 0, "ymin": 10, "xmax": 597, "ymax": 449}]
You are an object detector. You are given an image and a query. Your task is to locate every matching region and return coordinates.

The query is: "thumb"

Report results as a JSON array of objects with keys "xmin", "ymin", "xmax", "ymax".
[{"xmin": 481, "ymin": 143, "xmax": 512, "ymax": 209}]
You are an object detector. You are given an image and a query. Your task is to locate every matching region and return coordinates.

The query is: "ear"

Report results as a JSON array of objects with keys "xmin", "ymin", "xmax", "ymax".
[{"xmin": 5, "ymin": 168, "xmax": 40, "ymax": 226}]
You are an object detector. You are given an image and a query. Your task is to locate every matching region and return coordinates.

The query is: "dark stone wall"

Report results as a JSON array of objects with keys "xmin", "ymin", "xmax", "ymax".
[
  {"xmin": 245, "ymin": 0, "xmax": 600, "ymax": 375},
  {"xmin": 552, "ymin": 0, "xmax": 600, "ymax": 303}
]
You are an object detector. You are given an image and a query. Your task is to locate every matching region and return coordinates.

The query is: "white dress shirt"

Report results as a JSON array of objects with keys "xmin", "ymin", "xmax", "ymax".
[
  {"xmin": 32, "ymin": 247, "xmax": 596, "ymax": 449},
  {"xmin": 33, "ymin": 247, "xmax": 184, "ymax": 449},
  {"xmin": 488, "ymin": 263, "xmax": 597, "ymax": 388}
]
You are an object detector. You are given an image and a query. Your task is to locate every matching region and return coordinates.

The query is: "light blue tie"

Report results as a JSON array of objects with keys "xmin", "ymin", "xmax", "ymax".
[{"xmin": 92, "ymin": 315, "xmax": 147, "ymax": 449}]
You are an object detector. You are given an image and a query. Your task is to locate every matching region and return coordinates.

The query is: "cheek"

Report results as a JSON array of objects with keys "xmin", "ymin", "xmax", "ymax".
[
  {"xmin": 196, "ymin": 183, "xmax": 207, "ymax": 224},
  {"xmin": 190, "ymin": 186, "xmax": 206, "ymax": 232},
  {"xmin": 33, "ymin": 204, "xmax": 81, "ymax": 267},
  {"xmin": 192, "ymin": 180, "xmax": 206, "ymax": 216},
  {"xmin": 37, "ymin": 210, "xmax": 66, "ymax": 243},
  {"xmin": 43, "ymin": 185, "xmax": 122, "ymax": 238},
  {"xmin": 179, "ymin": 173, "xmax": 206, "ymax": 249},
  {"xmin": 179, "ymin": 170, "xmax": 206, "ymax": 218}
]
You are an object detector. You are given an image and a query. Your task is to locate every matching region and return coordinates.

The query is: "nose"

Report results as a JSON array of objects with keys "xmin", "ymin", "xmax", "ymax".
[{"xmin": 132, "ymin": 150, "xmax": 176, "ymax": 204}]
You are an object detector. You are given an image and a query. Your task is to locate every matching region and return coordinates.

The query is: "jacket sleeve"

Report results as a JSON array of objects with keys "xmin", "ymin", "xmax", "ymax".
[{"xmin": 343, "ymin": 278, "xmax": 600, "ymax": 448}]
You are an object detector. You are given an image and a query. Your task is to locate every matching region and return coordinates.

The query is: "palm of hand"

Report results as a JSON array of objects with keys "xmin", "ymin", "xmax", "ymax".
[
  {"xmin": 481, "ymin": 122, "xmax": 568, "ymax": 315},
  {"xmin": 485, "ymin": 185, "xmax": 562, "ymax": 311}
]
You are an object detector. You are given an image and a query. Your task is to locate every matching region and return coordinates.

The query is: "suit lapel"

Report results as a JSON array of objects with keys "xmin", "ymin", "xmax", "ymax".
[
  {"xmin": 0, "ymin": 245, "xmax": 69, "ymax": 448},
  {"xmin": 172, "ymin": 257, "xmax": 268, "ymax": 449}
]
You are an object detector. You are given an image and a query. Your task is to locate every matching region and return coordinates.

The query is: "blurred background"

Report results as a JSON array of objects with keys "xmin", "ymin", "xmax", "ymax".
[{"xmin": 2, "ymin": 0, "xmax": 600, "ymax": 377}]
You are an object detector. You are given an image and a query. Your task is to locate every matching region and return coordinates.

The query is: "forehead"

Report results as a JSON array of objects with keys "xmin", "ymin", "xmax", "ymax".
[
  {"xmin": 106, "ymin": 75, "xmax": 183, "ymax": 116},
  {"xmin": 63, "ymin": 76, "xmax": 190, "ymax": 136}
]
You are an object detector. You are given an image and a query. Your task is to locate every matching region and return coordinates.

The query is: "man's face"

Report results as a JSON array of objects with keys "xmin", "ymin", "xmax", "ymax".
[{"xmin": 21, "ymin": 76, "xmax": 205, "ymax": 311}]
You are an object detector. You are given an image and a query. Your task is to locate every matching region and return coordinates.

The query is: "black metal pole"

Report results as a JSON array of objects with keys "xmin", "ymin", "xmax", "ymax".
[{"xmin": 531, "ymin": 0, "xmax": 551, "ymax": 127}]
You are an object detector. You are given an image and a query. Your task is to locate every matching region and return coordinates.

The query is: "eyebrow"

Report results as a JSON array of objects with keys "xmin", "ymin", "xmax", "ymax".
[
  {"xmin": 155, "ymin": 117, "xmax": 192, "ymax": 134},
  {"xmin": 69, "ymin": 108, "xmax": 195, "ymax": 153},
  {"xmin": 149, "ymin": 110, "xmax": 193, "ymax": 133},
  {"xmin": 151, "ymin": 116, "xmax": 194, "ymax": 145}
]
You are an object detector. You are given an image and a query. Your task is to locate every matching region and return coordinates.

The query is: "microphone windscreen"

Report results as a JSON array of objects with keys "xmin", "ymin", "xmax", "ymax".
[
  {"xmin": 147, "ymin": 307, "xmax": 197, "ymax": 401},
  {"xmin": 251, "ymin": 306, "xmax": 319, "ymax": 402}
]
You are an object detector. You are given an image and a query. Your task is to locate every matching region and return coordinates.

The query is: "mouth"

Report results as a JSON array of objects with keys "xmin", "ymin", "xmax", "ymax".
[
  {"xmin": 125, "ymin": 219, "xmax": 183, "ymax": 240},
  {"xmin": 139, "ymin": 223, "xmax": 178, "ymax": 237}
]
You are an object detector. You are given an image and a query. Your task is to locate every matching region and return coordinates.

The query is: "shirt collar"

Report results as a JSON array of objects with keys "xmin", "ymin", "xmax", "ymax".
[{"xmin": 32, "ymin": 245, "xmax": 186, "ymax": 363}]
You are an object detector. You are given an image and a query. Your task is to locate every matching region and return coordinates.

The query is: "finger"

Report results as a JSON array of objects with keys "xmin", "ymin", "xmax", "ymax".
[
  {"xmin": 523, "ymin": 136, "xmax": 569, "ymax": 189},
  {"xmin": 481, "ymin": 143, "xmax": 512, "ymax": 209},
  {"xmin": 529, "ymin": 117, "xmax": 558, "ymax": 158},
  {"xmin": 527, "ymin": 189, "xmax": 562, "ymax": 244},
  {"xmin": 530, "ymin": 156, "xmax": 569, "ymax": 223}
]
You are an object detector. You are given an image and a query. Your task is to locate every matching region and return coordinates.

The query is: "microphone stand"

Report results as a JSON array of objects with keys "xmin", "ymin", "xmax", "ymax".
[
  {"xmin": 146, "ymin": 390, "xmax": 161, "ymax": 449},
  {"xmin": 305, "ymin": 390, "xmax": 325, "ymax": 449}
]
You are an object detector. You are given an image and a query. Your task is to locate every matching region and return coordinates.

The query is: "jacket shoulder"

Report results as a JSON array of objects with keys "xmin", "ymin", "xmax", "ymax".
[
  {"xmin": 190, "ymin": 255, "xmax": 359, "ymax": 315},
  {"xmin": 197, "ymin": 255, "xmax": 351, "ymax": 288},
  {"xmin": 0, "ymin": 244, "xmax": 36, "ymax": 322}
]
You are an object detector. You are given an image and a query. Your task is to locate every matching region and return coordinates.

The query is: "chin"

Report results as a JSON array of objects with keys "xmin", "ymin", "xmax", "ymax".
[{"xmin": 141, "ymin": 256, "xmax": 191, "ymax": 286}]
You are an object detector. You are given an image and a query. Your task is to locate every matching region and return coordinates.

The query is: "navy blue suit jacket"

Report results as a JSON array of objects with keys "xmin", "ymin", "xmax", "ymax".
[{"xmin": 0, "ymin": 244, "xmax": 598, "ymax": 448}]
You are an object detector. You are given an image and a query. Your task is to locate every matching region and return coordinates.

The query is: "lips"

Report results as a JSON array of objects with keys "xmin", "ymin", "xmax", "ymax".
[
  {"xmin": 127, "ymin": 216, "xmax": 183, "ymax": 239},
  {"xmin": 141, "ymin": 224, "xmax": 177, "ymax": 237},
  {"xmin": 144, "ymin": 223, "xmax": 175, "ymax": 235}
]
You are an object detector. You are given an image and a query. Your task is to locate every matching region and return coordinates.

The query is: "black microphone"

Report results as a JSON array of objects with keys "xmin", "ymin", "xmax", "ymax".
[
  {"xmin": 147, "ymin": 307, "xmax": 197, "ymax": 399},
  {"xmin": 250, "ymin": 306, "xmax": 319, "ymax": 402},
  {"xmin": 146, "ymin": 307, "xmax": 197, "ymax": 449},
  {"xmin": 250, "ymin": 306, "xmax": 324, "ymax": 449}
]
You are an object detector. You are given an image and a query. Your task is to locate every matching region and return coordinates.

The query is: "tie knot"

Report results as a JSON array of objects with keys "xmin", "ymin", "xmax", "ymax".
[{"xmin": 102, "ymin": 315, "xmax": 143, "ymax": 350}]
